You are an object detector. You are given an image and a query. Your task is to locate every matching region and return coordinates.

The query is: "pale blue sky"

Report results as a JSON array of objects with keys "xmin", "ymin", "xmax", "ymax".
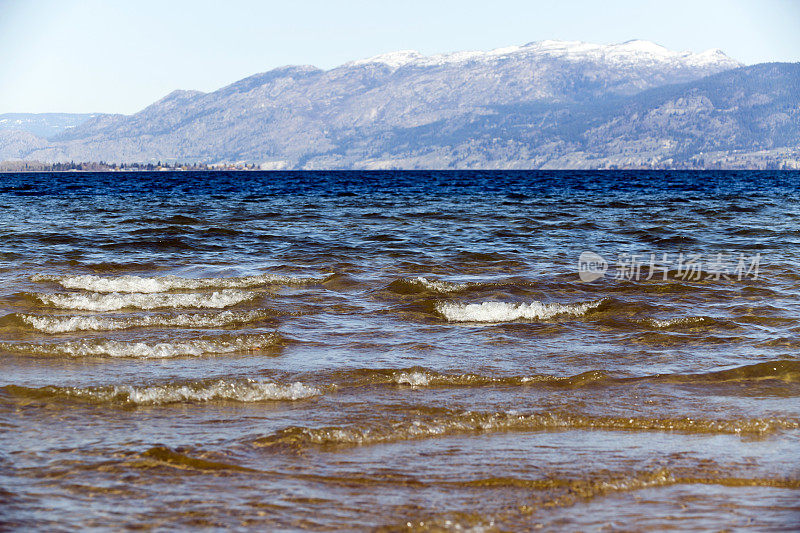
[{"xmin": 1, "ymin": 0, "xmax": 798, "ymax": 114}]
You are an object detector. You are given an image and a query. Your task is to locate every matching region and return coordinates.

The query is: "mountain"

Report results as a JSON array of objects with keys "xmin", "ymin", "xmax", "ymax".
[
  {"xmin": 5, "ymin": 40, "xmax": 798, "ymax": 169},
  {"xmin": 350, "ymin": 62, "xmax": 800, "ymax": 169}
]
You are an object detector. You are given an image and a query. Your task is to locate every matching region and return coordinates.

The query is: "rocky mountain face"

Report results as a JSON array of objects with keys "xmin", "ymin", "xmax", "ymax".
[{"xmin": 3, "ymin": 40, "xmax": 798, "ymax": 169}]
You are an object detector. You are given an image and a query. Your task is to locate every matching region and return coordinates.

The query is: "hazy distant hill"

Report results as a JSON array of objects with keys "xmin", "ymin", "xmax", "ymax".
[
  {"xmin": 0, "ymin": 113, "xmax": 100, "ymax": 139},
  {"xmin": 3, "ymin": 40, "xmax": 798, "ymax": 169}
]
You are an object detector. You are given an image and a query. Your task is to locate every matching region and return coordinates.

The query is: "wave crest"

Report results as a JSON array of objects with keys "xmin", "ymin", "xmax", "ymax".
[
  {"xmin": 436, "ymin": 299, "xmax": 604, "ymax": 322},
  {"xmin": 32, "ymin": 272, "xmax": 331, "ymax": 293},
  {"xmin": 17, "ymin": 310, "xmax": 273, "ymax": 333},
  {"xmin": 7, "ymin": 379, "xmax": 319, "ymax": 405},
  {"xmin": 374, "ymin": 368, "xmax": 610, "ymax": 389},
  {"xmin": 33, "ymin": 290, "xmax": 255, "ymax": 311},
  {"xmin": 1, "ymin": 332, "xmax": 284, "ymax": 358},
  {"xmin": 388, "ymin": 276, "xmax": 471, "ymax": 295},
  {"xmin": 255, "ymin": 410, "xmax": 799, "ymax": 449},
  {"xmin": 644, "ymin": 316, "xmax": 716, "ymax": 329}
]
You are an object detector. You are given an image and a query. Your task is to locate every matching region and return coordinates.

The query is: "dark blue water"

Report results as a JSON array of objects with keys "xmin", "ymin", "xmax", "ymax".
[{"xmin": 1, "ymin": 171, "xmax": 799, "ymax": 530}]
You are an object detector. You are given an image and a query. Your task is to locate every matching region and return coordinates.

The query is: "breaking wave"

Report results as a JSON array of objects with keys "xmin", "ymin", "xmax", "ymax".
[
  {"xmin": 32, "ymin": 272, "xmax": 332, "ymax": 293},
  {"xmin": 643, "ymin": 316, "xmax": 719, "ymax": 329},
  {"xmin": 436, "ymin": 299, "xmax": 604, "ymax": 322},
  {"xmin": 381, "ymin": 360, "xmax": 800, "ymax": 388},
  {"xmin": 0, "ymin": 332, "xmax": 284, "ymax": 358},
  {"xmin": 17, "ymin": 310, "xmax": 273, "ymax": 333},
  {"xmin": 354, "ymin": 368, "xmax": 611, "ymax": 389},
  {"xmin": 388, "ymin": 276, "xmax": 472, "ymax": 294},
  {"xmin": 5, "ymin": 379, "xmax": 320, "ymax": 405},
  {"xmin": 254, "ymin": 410, "xmax": 799, "ymax": 449},
  {"xmin": 33, "ymin": 289, "xmax": 255, "ymax": 311}
]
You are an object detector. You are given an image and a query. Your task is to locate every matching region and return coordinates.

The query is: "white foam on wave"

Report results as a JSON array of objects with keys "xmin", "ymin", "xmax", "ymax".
[
  {"xmin": 34, "ymin": 290, "xmax": 254, "ymax": 311},
  {"xmin": 32, "ymin": 273, "xmax": 331, "ymax": 293},
  {"xmin": 437, "ymin": 299, "xmax": 604, "ymax": 323},
  {"xmin": 647, "ymin": 316, "xmax": 709, "ymax": 328},
  {"xmin": 411, "ymin": 276, "xmax": 470, "ymax": 293},
  {"xmin": 3, "ymin": 333, "xmax": 282, "ymax": 358},
  {"xmin": 19, "ymin": 310, "xmax": 270, "ymax": 333},
  {"xmin": 58, "ymin": 379, "xmax": 320, "ymax": 405},
  {"xmin": 393, "ymin": 370, "xmax": 431, "ymax": 388}
]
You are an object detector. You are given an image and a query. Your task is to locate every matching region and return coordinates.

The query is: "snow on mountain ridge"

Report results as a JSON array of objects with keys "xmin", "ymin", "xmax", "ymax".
[
  {"xmin": 345, "ymin": 39, "xmax": 740, "ymax": 71},
  {"xmin": 348, "ymin": 50, "xmax": 424, "ymax": 69}
]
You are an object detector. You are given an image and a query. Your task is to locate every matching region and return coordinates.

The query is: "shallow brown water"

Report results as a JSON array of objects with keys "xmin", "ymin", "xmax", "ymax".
[{"xmin": 1, "ymin": 171, "xmax": 799, "ymax": 530}]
